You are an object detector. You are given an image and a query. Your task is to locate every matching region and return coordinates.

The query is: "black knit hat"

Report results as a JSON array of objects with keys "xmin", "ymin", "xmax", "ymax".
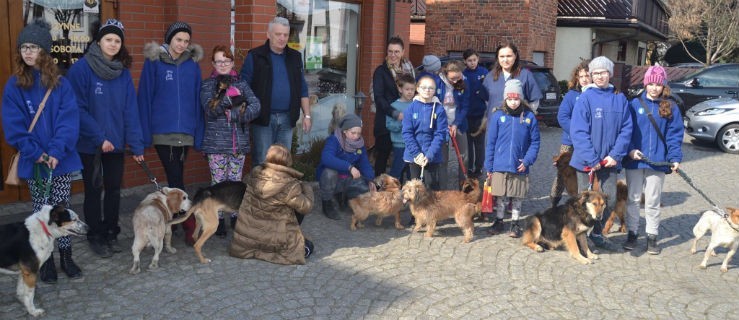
[
  {"xmin": 17, "ymin": 19, "xmax": 52, "ymax": 53},
  {"xmin": 97, "ymin": 18, "xmax": 125, "ymax": 42},
  {"xmin": 164, "ymin": 21, "xmax": 191, "ymax": 44}
]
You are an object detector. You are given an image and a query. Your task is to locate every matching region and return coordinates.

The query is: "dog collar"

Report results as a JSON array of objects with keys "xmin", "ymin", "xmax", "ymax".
[{"xmin": 37, "ymin": 218, "xmax": 53, "ymax": 238}]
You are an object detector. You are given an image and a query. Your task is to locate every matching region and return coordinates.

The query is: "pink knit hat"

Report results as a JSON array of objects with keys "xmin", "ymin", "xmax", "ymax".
[{"xmin": 643, "ymin": 65, "xmax": 667, "ymax": 86}]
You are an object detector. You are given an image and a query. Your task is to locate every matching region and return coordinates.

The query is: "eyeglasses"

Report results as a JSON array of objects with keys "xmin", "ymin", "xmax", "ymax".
[
  {"xmin": 213, "ymin": 60, "xmax": 234, "ymax": 66},
  {"xmin": 20, "ymin": 44, "xmax": 40, "ymax": 53},
  {"xmin": 418, "ymin": 86, "xmax": 435, "ymax": 91},
  {"xmin": 591, "ymin": 71, "xmax": 609, "ymax": 78}
]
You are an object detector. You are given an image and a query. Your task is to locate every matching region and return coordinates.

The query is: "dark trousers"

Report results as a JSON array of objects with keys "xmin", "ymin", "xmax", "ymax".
[
  {"xmin": 80, "ymin": 152, "xmax": 124, "ymax": 241},
  {"xmin": 409, "ymin": 162, "xmax": 442, "ymax": 191},
  {"xmin": 373, "ymin": 134, "xmax": 392, "ymax": 176},
  {"xmin": 467, "ymin": 117, "xmax": 485, "ymax": 176},
  {"xmin": 155, "ymin": 145, "xmax": 189, "ymax": 189}
]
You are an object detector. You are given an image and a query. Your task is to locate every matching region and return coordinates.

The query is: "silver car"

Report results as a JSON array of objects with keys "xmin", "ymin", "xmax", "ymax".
[{"xmin": 684, "ymin": 97, "xmax": 739, "ymax": 154}]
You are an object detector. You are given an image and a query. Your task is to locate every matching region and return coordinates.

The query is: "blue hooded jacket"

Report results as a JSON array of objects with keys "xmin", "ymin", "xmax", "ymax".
[
  {"xmin": 623, "ymin": 93, "xmax": 684, "ymax": 172},
  {"xmin": 316, "ymin": 134, "xmax": 374, "ymax": 182},
  {"xmin": 2, "ymin": 72, "xmax": 82, "ymax": 179},
  {"xmin": 67, "ymin": 57, "xmax": 145, "ymax": 156},
  {"xmin": 557, "ymin": 89, "xmax": 581, "ymax": 146},
  {"xmin": 569, "ymin": 84, "xmax": 633, "ymax": 171},
  {"xmin": 137, "ymin": 42, "xmax": 204, "ymax": 149},
  {"xmin": 435, "ymin": 75, "xmax": 470, "ymax": 133},
  {"xmin": 463, "ymin": 66, "xmax": 489, "ymax": 117},
  {"xmin": 483, "ymin": 107, "xmax": 540, "ymax": 174},
  {"xmin": 402, "ymin": 96, "xmax": 448, "ymax": 164}
]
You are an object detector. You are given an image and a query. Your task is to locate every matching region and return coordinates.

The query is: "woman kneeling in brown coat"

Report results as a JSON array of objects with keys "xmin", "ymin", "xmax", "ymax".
[{"xmin": 229, "ymin": 144, "xmax": 315, "ymax": 264}]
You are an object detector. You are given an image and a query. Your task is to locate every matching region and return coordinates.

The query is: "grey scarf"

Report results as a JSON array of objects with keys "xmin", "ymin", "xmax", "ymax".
[
  {"xmin": 85, "ymin": 42, "xmax": 123, "ymax": 80},
  {"xmin": 334, "ymin": 128, "xmax": 365, "ymax": 154}
]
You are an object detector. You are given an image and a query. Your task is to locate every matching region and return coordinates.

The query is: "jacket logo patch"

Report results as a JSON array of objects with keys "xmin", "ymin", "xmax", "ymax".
[
  {"xmin": 638, "ymin": 107, "xmax": 645, "ymax": 114},
  {"xmin": 165, "ymin": 70, "xmax": 174, "ymax": 81},
  {"xmin": 595, "ymin": 108, "xmax": 603, "ymax": 119},
  {"xmin": 525, "ymin": 118, "xmax": 531, "ymax": 124},
  {"xmin": 500, "ymin": 116, "xmax": 506, "ymax": 123},
  {"xmin": 95, "ymin": 82, "xmax": 104, "ymax": 95},
  {"xmin": 413, "ymin": 113, "xmax": 418, "ymax": 120},
  {"xmin": 356, "ymin": 149, "xmax": 362, "ymax": 155}
]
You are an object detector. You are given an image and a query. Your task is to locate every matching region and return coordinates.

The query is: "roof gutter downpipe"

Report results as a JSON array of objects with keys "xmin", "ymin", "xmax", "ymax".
[{"xmin": 387, "ymin": 0, "xmax": 395, "ymax": 42}]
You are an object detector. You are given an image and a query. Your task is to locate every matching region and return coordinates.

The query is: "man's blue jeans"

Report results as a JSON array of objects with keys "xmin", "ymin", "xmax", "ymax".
[{"xmin": 251, "ymin": 112, "xmax": 294, "ymax": 167}]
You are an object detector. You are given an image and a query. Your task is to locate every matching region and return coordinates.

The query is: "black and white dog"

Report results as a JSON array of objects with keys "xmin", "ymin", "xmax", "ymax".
[{"xmin": 0, "ymin": 205, "xmax": 89, "ymax": 317}]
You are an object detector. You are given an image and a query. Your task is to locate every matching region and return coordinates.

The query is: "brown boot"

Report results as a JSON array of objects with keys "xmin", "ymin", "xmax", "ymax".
[{"xmin": 182, "ymin": 215, "xmax": 196, "ymax": 246}]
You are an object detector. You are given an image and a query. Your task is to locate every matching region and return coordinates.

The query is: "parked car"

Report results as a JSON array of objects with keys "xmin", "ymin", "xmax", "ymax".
[
  {"xmin": 670, "ymin": 63, "xmax": 739, "ymax": 115},
  {"xmin": 684, "ymin": 94, "xmax": 739, "ymax": 154},
  {"xmin": 416, "ymin": 57, "xmax": 562, "ymax": 126}
]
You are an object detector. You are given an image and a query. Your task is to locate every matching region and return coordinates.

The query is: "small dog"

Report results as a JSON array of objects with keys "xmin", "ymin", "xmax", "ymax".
[
  {"xmin": 552, "ymin": 151, "xmax": 578, "ymax": 197},
  {"xmin": 167, "ymin": 181, "xmax": 247, "ymax": 264},
  {"xmin": 690, "ymin": 207, "xmax": 739, "ymax": 272},
  {"xmin": 521, "ymin": 191, "xmax": 607, "ymax": 265},
  {"xmin": 402, "ymin": 178, "xmax": 481, "ymax": 243},
  {"xmin": 327, "ymin": 102, "xmax": 347, "ymax": 134},
  {"xmin": 0, "ymin": 205, "xmax": 88, "ymax": 317},
  {"xmin": 130, "ymin": 187, "xmax": 192, "ymax": 274},
  {"xmin": 602, "ymin": 180, "xmax": 628, "ymax": 235},
  {"xmin": 349, "ymin": 174, "xmax": 404, "ymax": 230}
]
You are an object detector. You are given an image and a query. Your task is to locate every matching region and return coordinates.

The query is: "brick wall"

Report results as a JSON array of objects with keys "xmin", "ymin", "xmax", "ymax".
[{"xmin": 424, "ymin": 0, "xmax": 557, "ymax": 67}]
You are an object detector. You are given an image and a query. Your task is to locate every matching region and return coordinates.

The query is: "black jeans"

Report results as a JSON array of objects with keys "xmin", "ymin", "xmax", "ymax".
[
  {"xmin": 408, "ymin": 162, "xmax": 442, "ymax": 191},
  {"xmin": 467, "ymin": 116, "xmax": 486, "ymax": 176},
  {"xmin": 80, "ymin": 152, "xmax": 124, "ymax": 241},
  {"xmin": 373, "ymin": 133, "xmax": 392, "ymax": 176},
  {"xmin": 155, "ymin": 145, "xmax": 189, "ymax": 189}
]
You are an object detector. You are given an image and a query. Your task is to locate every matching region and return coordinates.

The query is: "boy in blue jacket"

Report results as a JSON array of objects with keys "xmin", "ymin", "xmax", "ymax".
[
  {"xmin": 569, "ymin": 56, "xmax": 633, "ymax": 251},
  {"xmin": 387, "ymin": 74, "xmax": 415, "ymax": 181},
  {"xmin": 463, "ymin": 49, "xmax": 489, "ymax": 177},
  {"xmin": 484, "ymin": 80, "xmax": 540, "ymax": 237}
]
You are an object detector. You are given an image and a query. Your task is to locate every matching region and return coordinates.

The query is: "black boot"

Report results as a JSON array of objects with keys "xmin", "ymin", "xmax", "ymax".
[
  {"xmin": 216, "ymin": 218, "xmax": 227, "ymax": 237},
  {"xmin": 622, "ymin": 231, "xmax": 638, "ymax": 251},
  {"xmin": 39, "ymin": 255, "xmax": 57, "ymax": 284},
  {"xmin": 647, "ymin": 234, "xmax": 661, "ymax": 255},
  {"xmin": 508, "ymin": 221, "xmax": 523, "ymax": 238},
  {"xmin": 335, "ymin": 192, "xmax": 347, "ymax": 211},
  {"xmin": 322, "ymin": 200, "xmax": 340, "ymax": 220},
  {"xmin": 59, "ymin": 247, "xmax": 82, "ymax": 279},
  {"xmin": 230, "ymin": 215, "xmax": 237, "ymax": 230},
  {"xmin": 89, "ymin": 237, "xmax": 113, "ymax": 258}
]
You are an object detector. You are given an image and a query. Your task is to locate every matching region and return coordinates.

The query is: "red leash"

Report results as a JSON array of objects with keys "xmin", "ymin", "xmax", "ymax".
[
  {"xmin": 450, "ymin": 132, "xmax": 468, "ymax": 179},
  {"xmin": 583, "ymin": 160, "xmax": 608, "ymax": 191}
]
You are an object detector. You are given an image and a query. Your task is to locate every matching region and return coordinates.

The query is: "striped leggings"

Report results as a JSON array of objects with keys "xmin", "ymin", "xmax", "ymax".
[{"xmin": 27, "ymin": 173, "xmax": 73, "ymax": 249}]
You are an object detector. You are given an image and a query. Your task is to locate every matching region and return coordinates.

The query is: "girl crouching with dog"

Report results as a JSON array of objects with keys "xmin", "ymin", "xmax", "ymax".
[
  {"xmin": 229, "ymin": 144, "xmax": 314, "ymax": 264},
  {"xmin": 317, "ymin": 113, "xmax": 376, "ymax": 220},
  {"xmin": 622, "ymin": 65, "xmax": 683, "ymax": 254},
  {"xmin": 484, "ymin": 79, "xmax": 540, "ymax": 238},
  {"xmin": 200, "ymin": 45, "xmax": 260, "ymax": 237}
]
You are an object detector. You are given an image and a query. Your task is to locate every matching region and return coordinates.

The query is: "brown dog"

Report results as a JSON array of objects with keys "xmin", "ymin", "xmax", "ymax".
[
  {"xmin": 349, "ymin": 174, "xmax": 404, "ymax": 230},
  {"xmin": 130, "ymin": 187, "xmax": 192, "ymax": 274},
  {"xmin": 602, "ymin": 180, "xmax": 628, "ymax": 235},
  {"xmin": 402, "ymin": 178, "xmax": 481, "ymax": 243},
  {"xmin": 522, "ymin": 190, "xmax": 607, "ymax": 265},
  {"xmin": 167, "ymin": 181, "xmax": 246, "ymax": 264}
]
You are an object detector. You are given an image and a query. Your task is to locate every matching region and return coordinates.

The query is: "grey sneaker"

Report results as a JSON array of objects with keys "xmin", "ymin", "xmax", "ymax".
[
  {"xmin": 622, "ymin": 231, "xmax": 638, "ymax": 251},
  {"xmin": 647, "ymin": 234, "xmax": 661, "ymax": 255}
]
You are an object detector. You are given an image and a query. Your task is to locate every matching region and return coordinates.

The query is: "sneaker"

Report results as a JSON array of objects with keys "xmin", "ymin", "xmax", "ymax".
[
  {"xmin": 622, "ymin": 231, "xmax": 638, "ymax": 251},
  {"xmin": 89, "ymin": 240, "xmax": 113, "ymax": 258},
  {"xmin": 589, "ymin": 234, "xmax": 621, "ymax": 252},
  {"xmin": 215, "ymin": 218, "xmax": 227, "ymax": 237},
  {"xmin": 508, "ymin": 222, "xmax": 523, "ymax": 238},
  {"xmin": 304, "ymin": 239, "xmax": 314, "ymax": 258},
  {"xmin": 487, "ymin": 218, "xmax": 505, "ymax": 235},
  {"xmin": 647, "ymin": 234, "xmax": 661, "ymax": 255},
  {"xmin": 407, "ymin": 215, "xmax": 416, "ymax": 228},
  {"xmin": 107, "ymin": 238, "xmax": 123, "ymax": 253}
]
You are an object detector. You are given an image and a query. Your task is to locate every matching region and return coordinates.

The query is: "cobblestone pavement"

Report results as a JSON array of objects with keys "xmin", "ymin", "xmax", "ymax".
[{"xmin": 2, "ymin": 126, "xmax": 739, "ymax": 319}]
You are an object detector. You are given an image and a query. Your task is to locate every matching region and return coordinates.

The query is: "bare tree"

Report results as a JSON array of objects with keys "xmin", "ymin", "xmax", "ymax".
[{"xmin": 668, "ymin": 0, "xmax": 739, "ymax": 66}]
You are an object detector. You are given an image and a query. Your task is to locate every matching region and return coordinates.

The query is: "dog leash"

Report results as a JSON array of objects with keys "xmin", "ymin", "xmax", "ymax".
[
  {"xmin": 137, "ymin": 160, "xmax": 163, "ymax": 193},
  {"xmin": 33, "ymin": 156, "xmax": 54, "ymax": 205},
  {"xmin": 450, "ymin": 132, "xmax": 468, "ymax": 179},
  {"xmin": 583, "ymin": 160, "xmax": 608, "ymax": 191}
]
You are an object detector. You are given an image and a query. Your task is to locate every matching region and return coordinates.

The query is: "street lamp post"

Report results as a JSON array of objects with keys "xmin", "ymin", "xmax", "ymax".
[{"xmin": 354, "ymin": 91, "xmax": 367, "ymax": 115}]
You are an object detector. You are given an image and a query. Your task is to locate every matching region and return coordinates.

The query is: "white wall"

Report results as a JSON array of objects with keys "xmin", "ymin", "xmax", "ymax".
[{"xmin": 553, "ymin": 27, "xmax": 593, "ymax": 81}]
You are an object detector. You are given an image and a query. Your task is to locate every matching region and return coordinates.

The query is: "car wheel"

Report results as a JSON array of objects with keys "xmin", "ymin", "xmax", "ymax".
[{"xmin": 716, "ymin": 124, "xmax": 739, "ymax": 154}]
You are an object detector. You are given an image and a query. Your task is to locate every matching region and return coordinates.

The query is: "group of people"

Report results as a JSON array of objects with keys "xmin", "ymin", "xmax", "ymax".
[{"xmin": 2, "ymin": 15, "xmax": 316, "ymax": 280}]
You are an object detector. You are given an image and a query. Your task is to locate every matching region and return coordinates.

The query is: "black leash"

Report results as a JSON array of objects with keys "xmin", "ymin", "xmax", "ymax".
[{"xmin": 137, "ymin": 161, "xmax": 163, "ymax": 193}]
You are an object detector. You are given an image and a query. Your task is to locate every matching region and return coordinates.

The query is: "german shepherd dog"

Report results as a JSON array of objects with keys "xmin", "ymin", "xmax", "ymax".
[
  {"xmin": 0, "ymin": 205, "xmax": 89, "ymax": 317},
  {"xmin": 522, "ymin": 191, "xmax": 607, "ymax": 265},
  {"xmin": 167, "ymin": 181, "xmax": 246, "ymax": 263}
]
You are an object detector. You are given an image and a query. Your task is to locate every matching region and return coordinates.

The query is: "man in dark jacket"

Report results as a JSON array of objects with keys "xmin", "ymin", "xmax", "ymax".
[{"xmin": 240, "ymin": 17, "xmax": 311, "ymax": 166}]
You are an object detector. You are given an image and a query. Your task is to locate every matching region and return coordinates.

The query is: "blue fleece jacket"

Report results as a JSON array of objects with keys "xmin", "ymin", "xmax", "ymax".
[
  {"xmin": 623, "ymin": 93, "xmax": 684, "ymax": 172},
  {"xmin": 463, "ymin": 66, "xmax": 489, "ymax": 117},
  {"xmin": 557, "ymin": 89, "xmax": 581, "ymax": 146},
  {"xmin": 2, "ymin": 72, "xmax": 82, "ymax": 179},
  {"xmin": 67, "ymin": 57, "xmax": 144, "ymax": 156},
  {"xmin": 484, "ymin": 108, "xmax": 540, "ymax": 174},
  {"xmin": 569, "ymin": 84, "xmax": 633, "ymax": 171},
  {"xmin": 402, "ymin": 97, "xmax": 448, "ymax": 164},
  {"xmin": 137, "ymin": 44, "xmax": 204, "ymax": 149},
  {"xmin": 435, "ymin": 76, "xmax": 470, "ymax": 132},
  {"xmin": 316, "ymin": 134, "xmax": 374, "ymax": 182},
  {"xmin": 482, "ymin": 68, "xmax": 542, "ymax": 114},
  {"xmin": 387, "ymin": 99, "xmax": 412, "ymax": 148}
]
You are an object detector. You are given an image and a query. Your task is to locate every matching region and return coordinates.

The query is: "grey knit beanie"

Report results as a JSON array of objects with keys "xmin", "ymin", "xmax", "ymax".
[
  {"xmin": 17, "ymin": 19, "xmax": 52, "ymax": 53},
  {"xmin": 422, "ymin": 55, "xmax": 441, "ymax": 73},
  {"xmin": 503, "ymin": 79, "xmax": 523, "ymax": 100},
  {"xmin": 340, "ymin": 114, "xmax": 362, "ymax": 130},
  {"xmin": 589, "ymin": 56, "xmax": 614, "ymax": 76},
  {"xmin": 164, "ymin": 21, "xmax": 192, "ymax": 44}
]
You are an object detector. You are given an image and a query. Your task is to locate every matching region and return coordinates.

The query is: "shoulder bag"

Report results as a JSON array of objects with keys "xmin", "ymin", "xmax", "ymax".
[{"xmin": 5, "ymin": 88, "xmax": 53, "ymax": 185}]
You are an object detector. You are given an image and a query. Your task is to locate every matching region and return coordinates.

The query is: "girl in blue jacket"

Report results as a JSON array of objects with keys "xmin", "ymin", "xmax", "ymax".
[
  {"xmin": 484, "ymin": 79, "xmax": 540, "ymax": 238},
  {"xmin": 463, "ymin": 49, "xmax": 489, "ymax": 177},
  {"xmin": 622, "ymin": 66, "xmax": 683, "ymax": 254},
  {"xmin": 67, "ymin": 19, "xmax": 145, "ymax": 258},
  {"xmin": 402, "ymin": 75, "xmax": 448, "ymax": 191},
  {"xmin": 1, "ymin": 20, "xmax": 84, "ymax": 282},
  {"xmin": 550, "ymin": 60, "xmax": 591, "ymax": 207},
  {"xmin": 436, "ymin": 60, "xmax": 470, "ymax": 189},
  {"xmin": 317, "ymin": 114, "xmax": 375, "ymax": 220},
  {"xmin": 569, "ymin": 56, "xmax": 633, "ymax": 251},
  {"xmin": 137, "ymin": 22, "xmax": 204, "ymax": 245}
]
